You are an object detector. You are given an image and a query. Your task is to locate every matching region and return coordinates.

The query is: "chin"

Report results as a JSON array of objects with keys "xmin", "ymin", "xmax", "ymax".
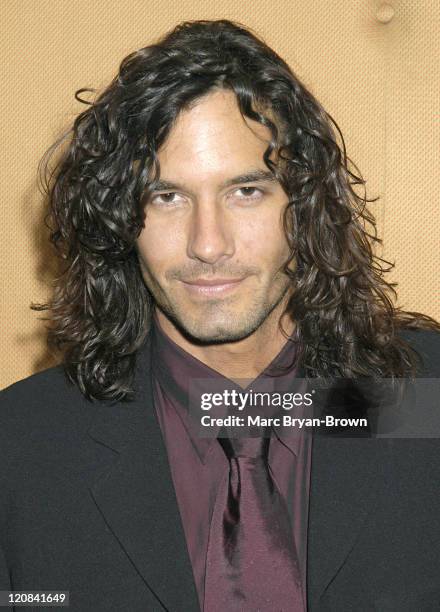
[
  {"xmin": 186, "ymin": 325, "xmax": 254, "ymax": 345},
  {"xmin": 169, "ymin": 308, "xmax": 269, "ymax": 346}
]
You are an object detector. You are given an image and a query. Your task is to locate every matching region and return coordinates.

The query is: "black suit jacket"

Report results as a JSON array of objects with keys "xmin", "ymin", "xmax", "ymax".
[{"xmin": 1, "ymin": 329, "xmax": 440, "ymax": 611}]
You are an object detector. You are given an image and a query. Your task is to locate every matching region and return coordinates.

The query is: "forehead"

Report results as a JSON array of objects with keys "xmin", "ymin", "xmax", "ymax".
[{"xmin": 156, "ymin": 89, "xmax": 272, "ymax": 177}]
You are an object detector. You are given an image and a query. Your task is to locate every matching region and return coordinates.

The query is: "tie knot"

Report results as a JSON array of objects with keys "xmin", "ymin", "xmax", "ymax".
[{"xmin": 217, "ymin": 426, "xmax": 271, "ymax": 460}]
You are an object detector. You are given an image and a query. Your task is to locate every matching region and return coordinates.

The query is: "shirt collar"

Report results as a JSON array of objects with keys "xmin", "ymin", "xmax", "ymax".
[{"xmin": 150, "ymin": 311, "xmax": 303, "ymax": 463}]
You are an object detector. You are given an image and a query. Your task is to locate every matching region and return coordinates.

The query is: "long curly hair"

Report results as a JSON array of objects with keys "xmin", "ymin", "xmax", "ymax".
[{"xmin": 32, "ymin": 19, "xmax": 439, "ymax": 401}]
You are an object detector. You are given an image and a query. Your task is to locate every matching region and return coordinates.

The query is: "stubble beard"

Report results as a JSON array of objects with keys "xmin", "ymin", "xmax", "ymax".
[{"xmin": 152, "ymin": 276, "xmax": 292, "ymax": 346}]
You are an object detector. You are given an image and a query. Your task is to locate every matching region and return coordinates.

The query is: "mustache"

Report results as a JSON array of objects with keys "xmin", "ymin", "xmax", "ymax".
[{"xmin": 166, "ymin": 265, "xmax": 260, "ymax": 281}]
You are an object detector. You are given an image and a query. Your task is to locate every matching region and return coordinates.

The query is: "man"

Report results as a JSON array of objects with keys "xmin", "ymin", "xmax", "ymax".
[{"xmin": 1, "ymin": 19, "xmax": 439, "ymax": 611}]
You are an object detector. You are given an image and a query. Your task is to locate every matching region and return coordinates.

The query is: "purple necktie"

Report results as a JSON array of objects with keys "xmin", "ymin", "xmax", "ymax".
[{"xmin": 204, "ymin": 427, "xmax": 304, "ymax": 611}]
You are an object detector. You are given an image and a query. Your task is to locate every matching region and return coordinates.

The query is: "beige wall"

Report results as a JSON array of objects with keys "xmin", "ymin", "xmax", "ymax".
[{"xmin": 1, "ymin": 0, "xmax": 439, "ymax": 388}]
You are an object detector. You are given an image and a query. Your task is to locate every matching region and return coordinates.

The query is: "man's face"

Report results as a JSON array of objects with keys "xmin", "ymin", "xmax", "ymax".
[{"xmin": 136, "ymin": 89, "xmax": 294, "ymax": 343}]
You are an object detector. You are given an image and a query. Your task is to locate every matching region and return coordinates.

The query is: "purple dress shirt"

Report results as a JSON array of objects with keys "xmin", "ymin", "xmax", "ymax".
[{"xmin": 150, "ymin": 314, "xmax": 312, "ymax": 611}]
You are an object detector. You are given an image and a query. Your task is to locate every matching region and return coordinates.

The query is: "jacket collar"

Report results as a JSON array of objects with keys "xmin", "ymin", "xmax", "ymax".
[{"xmin": 87, "ymin": 329, "xmax": 200, "ymax": 611}]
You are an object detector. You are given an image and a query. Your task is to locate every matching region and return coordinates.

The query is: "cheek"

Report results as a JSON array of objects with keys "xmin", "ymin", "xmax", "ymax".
[
  {"xmin": 236, "ymin": 211, "xmax": 289, "ymax": 268},
  {"xmin": 136, "ymin": 221, "xmax": 184, "ymax": 276}
]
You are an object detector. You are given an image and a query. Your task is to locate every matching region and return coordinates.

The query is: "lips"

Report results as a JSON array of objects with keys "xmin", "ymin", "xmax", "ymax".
[
  {"xmin": 181, "ymin": 277, "xmax": 245, "ymax": 296},
  {"xmin": 182, "ymin": 278, "xmax": 244, "ymax": 286}
]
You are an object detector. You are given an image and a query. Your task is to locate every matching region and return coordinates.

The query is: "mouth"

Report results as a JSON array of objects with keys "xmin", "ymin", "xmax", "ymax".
[{"xmin": 180, "ymin": 277, "xmax": 246, "ymax": 297}]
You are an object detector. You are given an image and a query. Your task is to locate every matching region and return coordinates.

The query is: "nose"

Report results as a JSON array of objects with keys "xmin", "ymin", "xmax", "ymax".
[{"xmin": 186, "ymin": 198, "xmax": 235, "ymax": 265}]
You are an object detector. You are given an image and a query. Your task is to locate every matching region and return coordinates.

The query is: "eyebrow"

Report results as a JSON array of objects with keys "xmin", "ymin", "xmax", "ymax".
[{"xmin": 150, "ymin": 169, "xmax": 278, "ymax": 193}]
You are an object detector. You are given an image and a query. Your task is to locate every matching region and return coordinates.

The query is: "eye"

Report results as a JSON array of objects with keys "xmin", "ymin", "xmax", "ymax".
[
  {"xmin": 150, "ymin": 192, "xmax": 185, "ymax": 206},
  {"xmin": 232, "ymin": 186, "xmax": 264, "ymax": 200}
]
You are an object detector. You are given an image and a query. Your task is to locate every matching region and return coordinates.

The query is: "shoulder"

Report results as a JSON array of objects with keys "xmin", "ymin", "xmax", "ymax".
[
  {"xmin": 0, "ymin": 364, "xmax": 89, "ymax": 416},
  {"xmin": 2, "ymin": 363, "xmax": 71, "ymax": 398},
  {"xmin": 0, "ymin": 365, "xmax": 94, "ymax": 461},
  {"xmin": 397, "ymin": 327, "xmax": 440, "ymax": 377}
]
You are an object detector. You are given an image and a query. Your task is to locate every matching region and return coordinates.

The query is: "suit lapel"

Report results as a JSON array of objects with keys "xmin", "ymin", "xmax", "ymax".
[
  {"xmin": 86, "ymin": 332, "xmax": 200, "ymax": 612},
  {"xmin": 307, "ymin": 424, "xmax": 388, "ymax": 609}
]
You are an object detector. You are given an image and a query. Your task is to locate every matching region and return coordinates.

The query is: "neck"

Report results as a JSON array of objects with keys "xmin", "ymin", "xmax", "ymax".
[{"xmin": 154, "ymin": 301, "xmax": 296, "ymax": 384}]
